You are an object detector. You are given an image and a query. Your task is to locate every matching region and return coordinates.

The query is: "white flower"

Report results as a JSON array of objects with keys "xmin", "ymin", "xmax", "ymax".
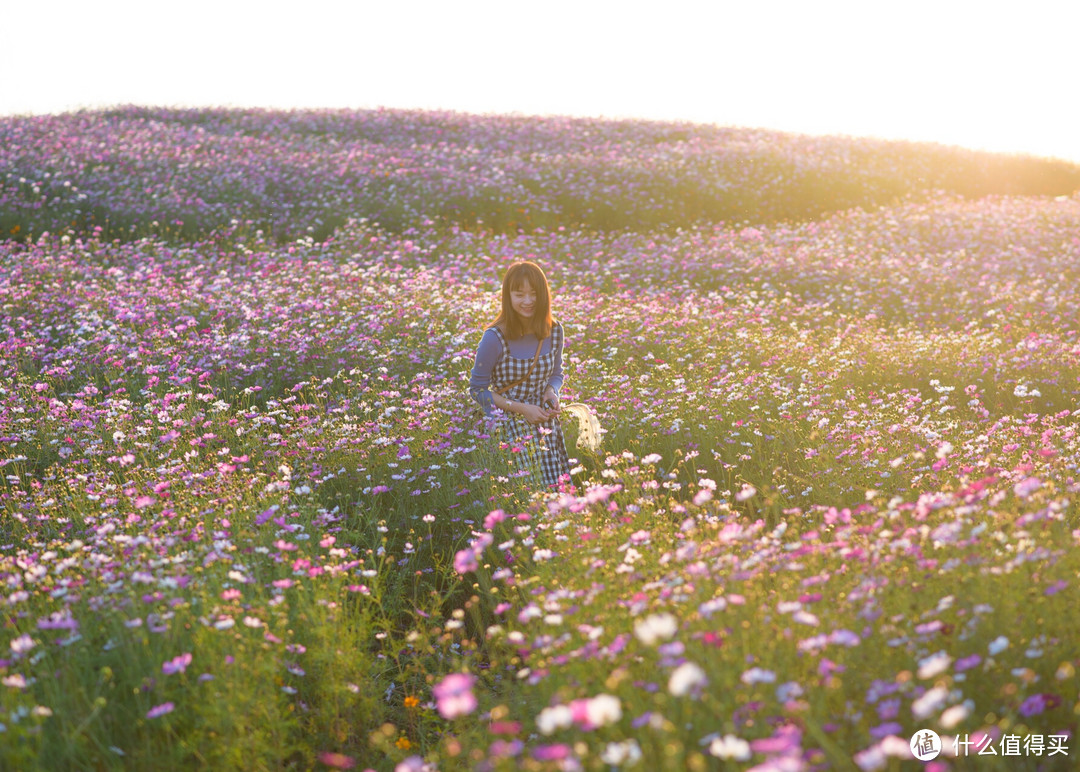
[
  {"xmin": 917, "ymin": 651, "xmax": 952, "ymax": 680},
  {"xmin": 698, "ymin": 597, "xmax": 727, "ymax": 617},
  {"xmin": 634, "ymin": 613, "xmax": 678, "ymax": 645},
  {"xmin": 912, "ymin": 686, "xmax": 948, "ymax": 720},
  {"xmin": 940, "ymin": 701, "xmax": 971, "ymax": 729},
  {"xmin": 740, "ymin": 667, "xmax": 776, "ymax": 685},
  {"xmin": 736, "ymin": 484, "xmax": 757, "ymax": 502},
  {"xmin": 9, "ymin": 635, "xmax": 35, "ymax": 655},
  {"xmin": 988, "ymin": 636, "xmax": 1009, "ymax": 656},
  {"xmin": 601, "ymin": 739, "xmax": 642, "ymax": 766},
  {"xmin": 2, "ymin": 674, "xmax": 28, "ymax": 689},
  {"xmin": 536, "ymin": 704, "xmax": 573, "ymax": 735},
  {"xmin": 669, "ymin": 662, "xmax": 708, "ymax": 697},
  {"xmin": 708, "ymin": 734, "xmax": 751, "ymax": 761},
  {"xmin": 585, "ymin": 694, "xmax": 622, "ymax": 727},
  {"xmin": 776, "ymin": 681, "xmax": 804, "ymax": 702}
]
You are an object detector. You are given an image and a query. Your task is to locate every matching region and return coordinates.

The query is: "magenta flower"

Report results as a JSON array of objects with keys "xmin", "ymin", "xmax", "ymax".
[
  {"xmin": 750, "ymin": 724, "xmax": 803, "ymax": 755},
  {"xmin": 432, "ymin": 672, "xmax": 477, "ymax": 719},
  {"xmin": 532, "ymin": 744, "xmax": 572, "ymax": 761}
]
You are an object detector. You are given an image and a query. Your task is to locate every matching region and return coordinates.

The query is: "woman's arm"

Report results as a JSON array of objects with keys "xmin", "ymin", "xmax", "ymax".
[{"xmin": 469, "ymin": 330, "xmax": 502, "ymax": 415}]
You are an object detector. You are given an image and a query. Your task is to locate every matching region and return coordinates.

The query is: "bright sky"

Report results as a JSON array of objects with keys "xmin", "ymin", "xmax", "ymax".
[{"xmin": 3, "ymin": 0, "xmax": 1078, "ymax": 163}]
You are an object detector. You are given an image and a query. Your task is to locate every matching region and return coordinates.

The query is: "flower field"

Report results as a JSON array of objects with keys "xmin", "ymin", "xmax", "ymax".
[{"xmin": 2, "ymin": 108, "xmax": 1080, "ymax": 771}]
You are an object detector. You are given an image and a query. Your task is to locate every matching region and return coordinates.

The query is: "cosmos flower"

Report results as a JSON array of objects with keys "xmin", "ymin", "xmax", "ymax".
[
  {"xmin": 634, "ymin": 613, "xmax": 678, "ymax": 645},
  {"xmin": 669, "ymin": 662, "xmax": 709, "ymax": 697},
  {"xmin": 146, "ymin": 702, "xmax": 175, "ymax": 719},
  {"xmin": 162, "ymin": 653, "xmax": 192, "ymax": 675},
  {"xmin": 432, "ymin": 673, "xmax": 477, "ymax": 720}
]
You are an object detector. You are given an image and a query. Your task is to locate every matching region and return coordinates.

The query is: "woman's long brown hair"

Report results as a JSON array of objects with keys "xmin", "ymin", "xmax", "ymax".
[{"xmin": 489, "ymin": 261, "xmax": 554, "ymax": 340}]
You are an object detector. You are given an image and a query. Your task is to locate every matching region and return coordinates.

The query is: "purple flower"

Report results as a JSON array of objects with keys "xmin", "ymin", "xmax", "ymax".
[
  {"xmin": 869, "ymin": 722, "xmax": 903, "ymax": 740},
  {"xmin": 1019, "ymin": 693, "xmax": 1060, "ymax": 717},
  {"xmin": 146, "ymin": 702, "xmax": 175, "ymax": 719},
  {"xmin": 1044, "ymin": 580, "xmax": 1067, "ymax": 596},
  {"xmin": 954, "ymin": 654, "xmax": 982, "ymax": 672}
]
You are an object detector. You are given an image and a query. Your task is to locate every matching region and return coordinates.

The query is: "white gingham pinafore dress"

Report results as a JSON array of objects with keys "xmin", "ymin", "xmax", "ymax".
[{"xmin": 489, "ymin": 322, "xmax": 572, "ymax": 489}]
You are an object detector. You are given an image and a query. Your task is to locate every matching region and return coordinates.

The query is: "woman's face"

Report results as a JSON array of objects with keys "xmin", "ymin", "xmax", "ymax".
[{"xmin": 510, "ymin": 279, "xmax": 538, "ymax": 320}]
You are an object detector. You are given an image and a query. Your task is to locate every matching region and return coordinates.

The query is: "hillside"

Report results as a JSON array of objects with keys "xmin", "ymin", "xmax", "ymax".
[{"xmin": 2, "ymin": 106, "xmax": 1079, "ymax": 242}]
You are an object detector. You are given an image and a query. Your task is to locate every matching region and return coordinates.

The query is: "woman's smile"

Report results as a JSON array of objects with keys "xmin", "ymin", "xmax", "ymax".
[{"xmin": 511, "ymin": 282, "xmax": 538, "ymax": 318}]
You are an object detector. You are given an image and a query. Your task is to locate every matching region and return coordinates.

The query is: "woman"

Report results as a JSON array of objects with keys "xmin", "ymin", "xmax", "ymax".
[{"xmin": 469, "ymin": 261, "xmax": 572, "ymax": 490}]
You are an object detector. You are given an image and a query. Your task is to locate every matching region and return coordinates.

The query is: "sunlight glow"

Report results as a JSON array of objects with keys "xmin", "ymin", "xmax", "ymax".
[{"xmin": 3, "ymin": 0, "xmax": 1077, "ymax": 163}]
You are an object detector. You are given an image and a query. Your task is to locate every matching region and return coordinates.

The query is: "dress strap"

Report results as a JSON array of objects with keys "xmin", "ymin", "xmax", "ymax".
[{"xmin": 488, "ymin": 326, "xmax": 509, "ymax": 359}]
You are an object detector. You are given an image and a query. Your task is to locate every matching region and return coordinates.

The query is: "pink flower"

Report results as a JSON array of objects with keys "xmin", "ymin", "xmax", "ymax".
[
  {"xmin": 484, "ymin": 509, "xmax": 508, "ymax": 529},
  {"xmin": 162, "ymin": 652, "xmax": 192, "ymax": 675},
  {"xmin": 432, "ymin": 673, "xmax": 477, "ymax": 719},
  {"xmin": 318, "ymin": 752, "xmax": 356, "ymax": 769},
  {"xmin": 1014, "ymin": 477, "xmax": 1041, "ymax": 498},
  {"xmin": 453, "ymin": 549, "xmax": 478, "ymax": 575}
]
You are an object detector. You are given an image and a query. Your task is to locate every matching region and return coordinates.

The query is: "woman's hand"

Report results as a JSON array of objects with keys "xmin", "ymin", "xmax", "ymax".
[
  {"xmin": 543, "ymin": 387, "xmax": 560, "ymax": 412},
  {"xmin": 520, "ymin": 402, "xmax": 555, "ymax": 425}
]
